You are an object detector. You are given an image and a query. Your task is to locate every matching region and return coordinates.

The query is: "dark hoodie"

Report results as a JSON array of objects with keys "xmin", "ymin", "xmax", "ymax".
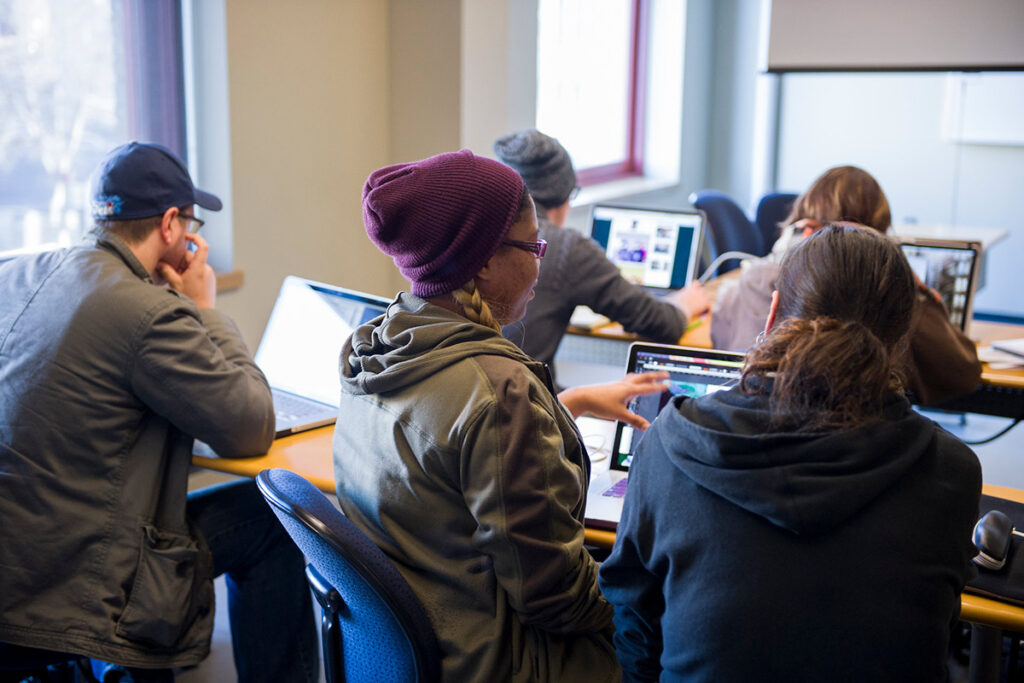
[{"xmin": 599, "ymin": 386, "xmax": 980, "ymax": 682}]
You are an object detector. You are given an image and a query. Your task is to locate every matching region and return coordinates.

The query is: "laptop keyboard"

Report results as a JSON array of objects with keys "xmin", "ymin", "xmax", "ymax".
[
  {"xmin": 273, "ymin": 390, "xmax": 328, "ymax": 421},
  {"xmin": 602, "ymin": 477, "xmax": 629, "ymax": 498}
]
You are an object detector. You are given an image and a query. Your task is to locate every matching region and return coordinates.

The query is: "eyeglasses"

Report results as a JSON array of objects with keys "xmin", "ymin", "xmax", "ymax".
[
  {"xmin": 503, "ymin": 238, "xmax": 547, "ymax": 259},
  {"xmin": 178, "ymin": 213, "xmax": 205, "ymax": 234},
  {"xmin": 569, "ymin": 186, "xmax": 581, "ymax": 201}
]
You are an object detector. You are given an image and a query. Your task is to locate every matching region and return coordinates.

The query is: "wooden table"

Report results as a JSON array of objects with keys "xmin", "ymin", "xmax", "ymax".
[{"xmin": 193, "ymin": 428, "xmax": 1024, "ymax": 640}]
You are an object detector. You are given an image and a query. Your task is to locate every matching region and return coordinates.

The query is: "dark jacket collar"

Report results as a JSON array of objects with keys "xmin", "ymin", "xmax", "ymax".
[{"xmin": 96, "ymin": 234, "xmax": 153, "ymax": 283}]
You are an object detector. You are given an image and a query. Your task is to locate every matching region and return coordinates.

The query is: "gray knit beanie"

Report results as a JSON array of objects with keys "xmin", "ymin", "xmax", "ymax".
[{"xmin": 493, "ymin": 129, "xmax": 576, "ymax": 210}]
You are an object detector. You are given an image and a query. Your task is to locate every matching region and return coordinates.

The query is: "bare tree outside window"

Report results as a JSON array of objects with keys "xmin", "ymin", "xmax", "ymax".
[{"xmin": 0, "ymin": 0, "xmax": 127, "ymax": 257}]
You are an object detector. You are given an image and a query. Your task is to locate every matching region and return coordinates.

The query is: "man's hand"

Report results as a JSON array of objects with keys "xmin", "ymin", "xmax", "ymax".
[
  {"xmin": 669, "ymin": 281, "xmax": 710, "ymax": 321},
  {"xmin": 558, "ymin": 371, "xmax": 670, "ymax": 430},
  {"xmin": 157, "ymin": 234, "xmax": 216, "ymax": 309}
]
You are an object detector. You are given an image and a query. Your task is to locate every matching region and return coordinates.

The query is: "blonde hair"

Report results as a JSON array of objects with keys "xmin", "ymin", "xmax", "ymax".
[
  {"xmin": 450, "ymin": 280, "xmax": 501, "ymax": 332},
  {"xmin": 784, "ymin": 166, "xmax": 891, "ymax": 233}
]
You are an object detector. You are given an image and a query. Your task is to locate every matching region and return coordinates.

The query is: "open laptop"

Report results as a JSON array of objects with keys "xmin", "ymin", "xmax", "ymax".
[
  {"xmin": 898, "ymin": 237, "xmax": 982, "ymax": 332},
  {"xmin": 589, "ymin": 204, "xmax": 704, "ymax": 295},
  {"xmin": 254, "ymin": 276, "xmax": 390, "ymax": 437},
  {"xmin": 584, "ymin": 343, "xmax": 745, "ymax": 530}
]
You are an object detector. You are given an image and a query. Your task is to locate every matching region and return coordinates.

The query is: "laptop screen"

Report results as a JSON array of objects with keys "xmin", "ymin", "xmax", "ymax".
[
  {"xmin": 899, "ymin": 238, "xmax": 981, "ymax": 331},
  {"xmin": 254, "ymin": 276, "xmax": 389, "ymax": 407},
  {"xmin": 589, "ymin": 204, "xmax": 704, "ymax": 290},
  {"xmin": 611, "ymin": 343, "xmax": 745, "ymax": 471}
]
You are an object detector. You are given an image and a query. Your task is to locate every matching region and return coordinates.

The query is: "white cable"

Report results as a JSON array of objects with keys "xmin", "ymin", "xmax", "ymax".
[{"xmin": 698, "ymin": 251, "xmax": 761, "ymax": 284}]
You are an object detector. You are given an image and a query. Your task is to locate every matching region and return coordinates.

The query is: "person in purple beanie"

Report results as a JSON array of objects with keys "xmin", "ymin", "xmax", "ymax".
[{"xmin": 332, "ymin": 149, "xmax": 659, "ymax": 682}]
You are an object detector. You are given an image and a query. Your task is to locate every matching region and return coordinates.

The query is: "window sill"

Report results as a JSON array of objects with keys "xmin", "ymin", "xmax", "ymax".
[
  {"xmin": 573, "ymin": 175, "xmax": 679, "ymax": 207},
  {"xmin": 216, "ymin": 269, "xmax": 244, "ymax": 293}
]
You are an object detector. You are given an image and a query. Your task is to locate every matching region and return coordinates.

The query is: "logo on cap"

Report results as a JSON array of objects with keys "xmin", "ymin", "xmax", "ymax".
[{"xmin": 92, "ymin": 195, "xmax": 125, "ymax": 217}]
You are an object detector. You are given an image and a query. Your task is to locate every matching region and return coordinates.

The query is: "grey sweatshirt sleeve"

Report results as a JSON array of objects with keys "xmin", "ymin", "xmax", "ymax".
[
  {"xmin": 564, "ymin": 232, "xmax": 686, "ymax": 342},
  {"xmin": 129, "ymin": 298, "xmax": 275, "ymax": 457}
]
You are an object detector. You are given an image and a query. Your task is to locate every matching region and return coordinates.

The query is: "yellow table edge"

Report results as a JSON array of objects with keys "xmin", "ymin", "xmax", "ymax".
[{"xmin": 194, "ymin": 430, "xmax": 1024, "ymax": 633}]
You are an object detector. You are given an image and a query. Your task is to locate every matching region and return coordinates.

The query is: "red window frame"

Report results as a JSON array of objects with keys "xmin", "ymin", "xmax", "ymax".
[{"xmin": 575, "ymin": 0, "xmax": 649, "ymax": 186}]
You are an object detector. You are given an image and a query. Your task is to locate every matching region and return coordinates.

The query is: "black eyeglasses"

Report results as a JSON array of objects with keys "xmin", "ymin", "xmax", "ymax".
[
  {"xmin": 178, "ymin": 214, "xmax": 205, "ymax": 234},
  {"xmin": 503, "ymin": 238, "xmax": 547, "ymax": 259}
]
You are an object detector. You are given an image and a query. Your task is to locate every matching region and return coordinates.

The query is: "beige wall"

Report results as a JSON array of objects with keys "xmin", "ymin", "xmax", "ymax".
[
  {"xmin": 389, "ymin": 0, "xmax": 462, "ymax": 161},
  {"xmin": 217, "ymin": 0, "xmax": 398, "ymax": 346},
  {"xmin": 215, "ymin": 0, "xmax": 529, "ymax": 346}
]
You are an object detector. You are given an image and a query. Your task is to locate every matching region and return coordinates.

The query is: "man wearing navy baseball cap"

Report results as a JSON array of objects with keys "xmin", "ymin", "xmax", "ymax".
[{"xmin": 0, "ymin": 142, "xmax": 317, "ymax": 682}]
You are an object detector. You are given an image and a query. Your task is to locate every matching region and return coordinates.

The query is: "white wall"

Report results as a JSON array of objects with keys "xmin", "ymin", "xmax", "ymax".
[
  {"xmin": 706, "ymin": 0, "xmax": 765, "ymax": 209},
  {"xmin": 776, "ymin": 72, "xmax": 1024, "ymax": 318}
]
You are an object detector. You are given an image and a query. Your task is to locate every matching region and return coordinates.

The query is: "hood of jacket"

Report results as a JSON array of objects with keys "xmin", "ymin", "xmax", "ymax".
[
  {"xmin": 340, "ymin": 292, "xmax": 539, "ymax": 396},
  {"xmin": 647, "ymin": 386, "xmax": 934, "ymax": 536}
]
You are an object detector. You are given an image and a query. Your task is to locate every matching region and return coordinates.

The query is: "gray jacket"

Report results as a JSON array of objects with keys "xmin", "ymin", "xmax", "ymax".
[
  {"xmin": 0, "ymin": 237, "xmax": 274, "ymax": 667},
  {"xmin": 334, "ymin": 293, "xmax": 617, "ymax": 682},
  {"xmin": 503, "ymin": 218, "xmax": 685, "ymax": 372}
]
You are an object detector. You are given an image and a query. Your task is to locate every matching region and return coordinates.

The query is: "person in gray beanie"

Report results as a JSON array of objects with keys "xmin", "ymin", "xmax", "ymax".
[
  {"xmin": 334, "ymin": 149, "xmax": 672, "ymax": 682},
  {"xmin": 494, "ymin": 129, "xmax": 710, "ymax": 385}
]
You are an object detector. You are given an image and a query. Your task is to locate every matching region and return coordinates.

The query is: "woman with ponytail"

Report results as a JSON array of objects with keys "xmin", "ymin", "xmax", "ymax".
[
  {"xmin": 712, "ymin": 165, "xmax": 980, "ymax": 405},
  {"xmin": 333, "ymin": 150, "xmax": 660, "ymax": 682},
  {"xmin": 600, "ymin": 225, "xmax": 982, "ymax": 682}
]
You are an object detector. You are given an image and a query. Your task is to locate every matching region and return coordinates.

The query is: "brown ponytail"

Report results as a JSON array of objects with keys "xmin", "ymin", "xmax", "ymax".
[
  {"xmin": 742, "ymin": 318, "xmax": 903, "ymax": 429},
  {"xmin": 741, "ymin": 224, "xmax": 915, "ymax": 430}
]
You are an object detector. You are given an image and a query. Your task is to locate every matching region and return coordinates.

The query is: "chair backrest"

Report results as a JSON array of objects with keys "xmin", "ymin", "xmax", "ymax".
[
  {"xmin": 754, "ymin": 192, "xmax": 798, "ymax": 255},
  {"xmin": 0, "ymin": 643, "xmax": 86, "ymax": 682},
  {"xmin": 256, "ymin": 469, "xmax": 441, "ymax": 683},
  {"xmin": 690, "ymin": 190, "xmax": 763, "ymax": 275}
]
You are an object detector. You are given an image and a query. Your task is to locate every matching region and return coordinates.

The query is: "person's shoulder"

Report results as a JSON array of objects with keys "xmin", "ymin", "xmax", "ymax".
[
  {"xmin": 540, "ymin": 222, "xmax": 593, "ymax": 252},
  {"xmin": 738, "ymin": 256, "xmax": 778, "ymax": 284},
  {"xmin": 930, "ymin": 419, "xmax": 980, "ymax": 458},
  {"xmin": 470, "ymin": 352, "xmax": 559, "ymax": 407},
  {"xmin": 471, "ymin": 352, "xmax": 545, "ymax": 389},
  {"xmin": 561, "ymin": 224, "xmax": 604, "ymax": 250},
  {"xmin": 908, "ymin": 411, "xmax": 982, "ymax": 474}
]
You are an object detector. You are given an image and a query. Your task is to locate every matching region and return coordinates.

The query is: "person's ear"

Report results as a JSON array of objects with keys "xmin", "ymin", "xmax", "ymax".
[
  {"xmin": 159, "ymin": 206, "xmax": 179, "ymax": 245},
  {"xmin": 764, "ymin": 290, "xmax": 779, "ymax": 334},
  {"xmin": 475, "ymin": 257, "xmax": 495, "ymax": 283}
]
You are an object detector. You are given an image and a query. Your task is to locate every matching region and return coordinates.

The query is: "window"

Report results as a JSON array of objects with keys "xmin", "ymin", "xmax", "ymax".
[
  {"xmin": 0, "ymin": 0, "xmax": 186, "ymax": 259},
  {"xmin": 536, "ymin": 0, "xmax": 646, "ymax": 185}
]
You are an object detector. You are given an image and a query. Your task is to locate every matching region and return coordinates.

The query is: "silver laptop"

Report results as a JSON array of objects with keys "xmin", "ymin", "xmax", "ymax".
[
  {"xmin": 584, "ymin": 343, "xmax": 745, "ymax": 530},
  {"xmin": 589, "ymin": 204, "xmax": 704, "ymax": 296},
  {"xmin": 899, "ymin": 237, "xmax": 982, "ymax": 332},
  {"xmin": 254, "ymin": 276, "xmax": 389, "ymax": 437}
]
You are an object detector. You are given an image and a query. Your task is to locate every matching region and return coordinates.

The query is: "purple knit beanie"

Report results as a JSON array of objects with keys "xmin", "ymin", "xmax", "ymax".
[{"xmin": 363, "ymin": 150, "xmax": 527, "ymax": 297}]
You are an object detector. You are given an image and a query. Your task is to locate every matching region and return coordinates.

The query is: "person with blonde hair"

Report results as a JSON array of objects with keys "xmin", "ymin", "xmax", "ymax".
[
  {"xmin": 601, "ymin": 225, "xmax": 981, "ymax": 681},
  {"xmin": 711, "ymin": 165, "xmax": 979, "ymax": 405},
  {"xmin": 333, "ymin": 149, "xmax": 664, "ymax": 682}
]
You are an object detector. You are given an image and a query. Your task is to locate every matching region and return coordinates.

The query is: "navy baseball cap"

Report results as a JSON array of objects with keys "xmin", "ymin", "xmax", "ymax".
[{"xmin": 90, "ymin": 141, "xmax": 222, "ymax": 220}]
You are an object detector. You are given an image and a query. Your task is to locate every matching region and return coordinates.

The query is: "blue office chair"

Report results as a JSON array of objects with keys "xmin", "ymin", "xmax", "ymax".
[
  {"xmin": 689, "ymin": 190, "xmax": 764, "ymax": 276},
  {"xmin": 255, "ymin": 469, "xmax": 441, "ymax": 683},
  {"xmin": 755, "ymin": 191, "xmax": 798, "ymax": 255},
  {"xmin": 0, "ymin": 643, "xmax": 91, "ymax": 683}
]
